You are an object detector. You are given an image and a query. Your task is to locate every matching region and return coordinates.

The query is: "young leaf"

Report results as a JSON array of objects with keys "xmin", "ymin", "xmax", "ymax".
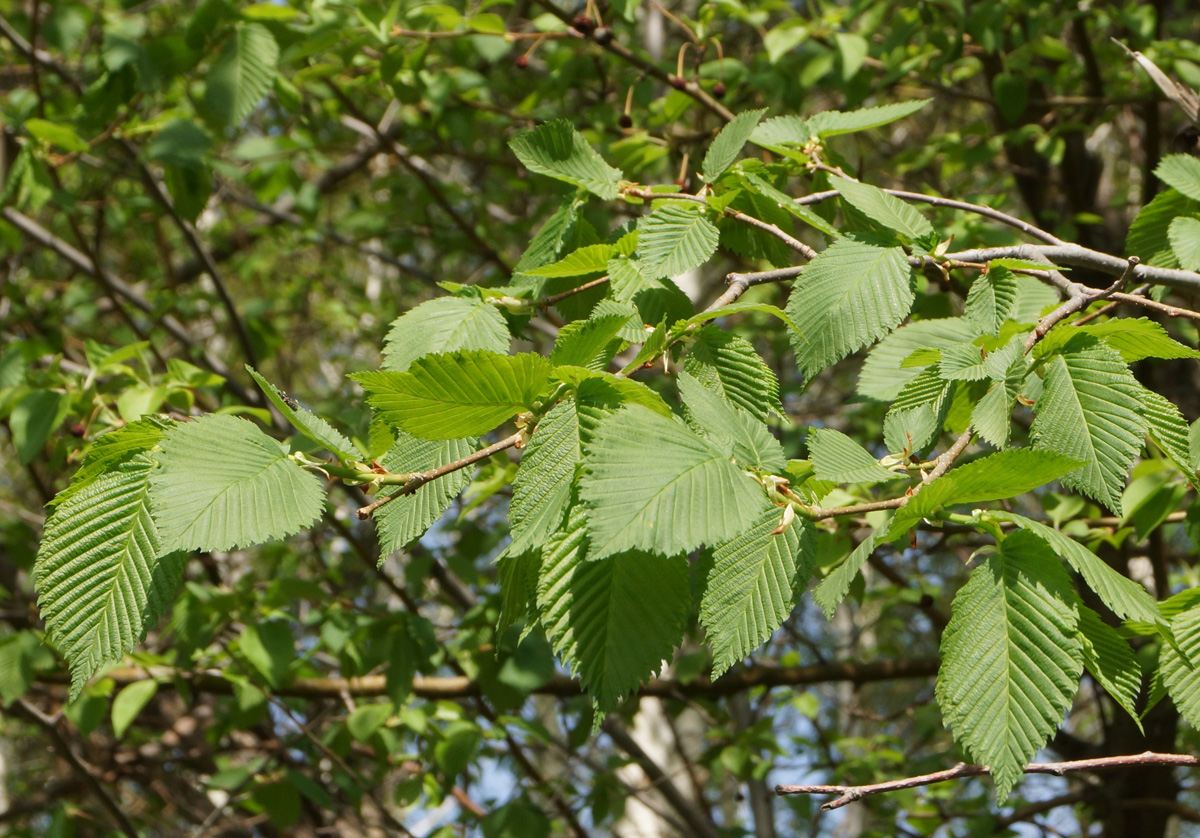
[
  {"xmin": 702, "ymin": 508, "xmax": 817, "ymax": 677},
  {"xmin": 786, "ymin": 240, "xmax": 915, "ymax": 383},
  {"xmin": 509, "ymin": 119, "xmax": 623, "ymax": 200},
  {"xmin": 936, "ymin": 529, "xmax": 1083, "ymax": 801},
  {"xmin": 678, "ymin": 371, "xmax": 785, "ymax": 472},
  {"xmin": 741, "ymin": 173, "xmax": 840, "ymax": 237},
  {"xmin": 1154, "ymin": 154, "xmax": 1200, "ymax": 202},
  {"xmin": 806, "ymin": 99, "xmax": 932, "ymax": 137},
  {"xmin": 966, "ymin": 268, "xmax": 1019, "ymax": 336},
  {"xmin": 246, "ymin": 367, "xmax": 358, "ymax": 461},
  {"xmin": 1031, "ymin": 347, "xmax": 1145, "ymax": 515},
  {"xmin": 883, "ymin": 367, "xmax": 950, "ymax": 453},
  {"xmin": 938, "ymin": 342, "xmax": 990, "ymax": 381},
  {"xmin": 579, "ymin": 405, "xmax": 766, "ymax": 559},
  {"xmin": 150, "ymin": 414, "xmax": 325, "ymax": 551},
  {"xmin": 515, "ymin": 196, "xmax": 584, "ymax": 272},
  {"xmin": 1077, "ymin": 606, "xmax": 1142, "ymax": 730},
  {"xmin": 204, "ymin": 23, "xmax": 278, "ymax": 129},
  {"xmin": 550, "ymin": 313, "xmax": 627, "ymax": 371},
  {"xmin": 972, "ymin": 353, "xmax": 1026, "ymax": 449},
  {"xmin": 536, "ymin": 509, "xmax": 689, "ymax": 710},
  {"xmin": 382, "ymin": 296, "xmax": 511, "ymax": 373},
  {"xmin": 354, "ymin": 351, "xmax": 553, "ymax": 440},
  {"xmin": 48, "ymin": 415, "xmax": 173, "ymax": 509},
  {"xmin": 832, "ymin": 176, "xmax": 933, "ymax": 241},
  {"xmin": 858, "ymin": 318, "xmax": 978, "ymax": 401},
  {"xmin": 112, "ymin": 680, "xmax": 159, "ymax": 739},
  {"xmin": 509, "ymin": 401, "xmax": 581, "ymax": 554},
  {"xmin": 683, "ymin": 326, "xmax": 781, "ymax": 421},
  {"xmin": 675, "ymin": 301, "xmax": 796, "ymax": 333},
  {"xmin": 374, "ymin": 433, "xmax": 475, "ymax": 555},
  {"xmin": 35, "ymin": 456, "xmax": 185, "ymax": 699},
  {"xmin": 526, "ymin": 243, "xmax": 616, "ymax": 278},
  {"xmin": 637, "ymin": 203, "xmax": 720, "ymax": 279},
  {"xmin": 701, "ymin": 108, "xmax": 767, "ymax": 182},
  {"xmin": 1080, "ymin": 318, "xmax": 1200, "ymax": 362},
  {"xmin": 607, "ymin": 258, "xmax": 695, "ymax": 326},
  {"xmin": 813, "ymin": 530, "xmax": 877, "ymax": 619},
  {"xmin": 808, "ymin": 428, "xmax": 900, "ymax": 485},
  {"xmin": 993, "ymin": 513, "xmax": 1160, "ymax": 624}
]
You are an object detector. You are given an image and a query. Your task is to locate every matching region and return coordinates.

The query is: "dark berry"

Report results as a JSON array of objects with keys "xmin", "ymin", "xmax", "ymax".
[
  {"xmin": 593, "ymin": 26, "xmax": 612, "ymax": 45},
  {"xmin": 669, "ymin": 75, "xmax": 686, "ymax": 90},
  {"xmin": 572, "ymin": 12, "xmax": 596, "ymax": 33},
  {"xmin": 69, "ymin": 422, "xmax": 86, "ymax": 437},
  {"xmin": 618, "ymin": 113, "xmax": 633, "ymax": 129},
  {"xmin": 674, "ymin": 176, "xmax": 687, "ymax": 188},
  {"xmin": 514, "ymin": 55, "xmax": 529, "ymax": 68},
  {"xmin": 712, "ymin": 81, "xmax": 726, "ymax": 99}
]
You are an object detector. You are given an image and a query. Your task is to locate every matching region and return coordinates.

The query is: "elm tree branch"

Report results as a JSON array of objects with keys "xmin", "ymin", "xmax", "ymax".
[
  {"xmin": 355, "ymin": 431, "xmax": 524, "ymax": 519},
  {"xmin": 776, "ymin": 752, "xmax": 1200, "ymax": 811}
]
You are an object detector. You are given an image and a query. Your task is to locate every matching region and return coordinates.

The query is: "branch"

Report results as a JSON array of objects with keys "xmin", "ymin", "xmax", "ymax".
[
  {"xmin": 13, "ymin": 699, "xmax": 140, "ymax": 838},
  {"xmin": 776, "ymin": 752, "xmax": 1200, "ymax": 810},
  {"xmin": 945, "ymin": 244, "xmax": 1200, "ymax": 291},
  {"xmin": 355, "ymin": 431, "xmax": 524, "ymax": 519},
  {"xmin": 40, "ymin": 657, "xmax": 939, "ymax": 701}
]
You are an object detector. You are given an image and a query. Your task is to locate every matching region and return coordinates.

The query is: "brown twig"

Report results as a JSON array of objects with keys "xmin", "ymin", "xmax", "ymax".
[{"xmin": 776, "ymin": 752, "xmax": 1200, "ymax": 810}]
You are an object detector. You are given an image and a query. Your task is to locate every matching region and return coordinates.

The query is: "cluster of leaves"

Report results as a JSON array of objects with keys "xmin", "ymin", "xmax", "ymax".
[{"xmin": 30, "ymin": 94, "xmax": 1200, "ymax": 803}]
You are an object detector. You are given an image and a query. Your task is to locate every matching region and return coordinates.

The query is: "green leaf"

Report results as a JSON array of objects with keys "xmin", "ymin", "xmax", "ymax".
[
  {"xmin": 887, "ymin": 449, "xmax": 1082, "ymax": 539},
  {"xmin": 993, "ymin": 513, "xmax": 1160, "ymax": 624},
  {"xmin": 1169, "ymin": 216, "xmax": 1200, "ymax": 271},
  {"xmin": 702, "ymin": 508, "xmax": 816, "ymax": 677},
  {"xmin": 740, "ymin": 173, "xmax": 840, "ymax": 238},
  {"xmin": 579, "ymin": 405, "xmax": 766, "ymax": 559},
  {"xmin": 111, "ymin": 680, "xmax": 158, "ymax": 738},
  {"xmin": 383, "ymin": 296, "xmax": 511, "ymax": 373},
  {"xmin": 883, "ymin": 367, "xmax": 951, "ymax": 453},
  {"xmin": 938, "ymin": 342, "xmax": 990, "ymax": 381},
  {"xmin": 858, "ymin": 318, "xmax": 978, "ymax": 401},
  {"xmin": 375, "ymin": 433, "xmax": 475, "ymax": 554},
  {"xmin": 835, "ymin": 32, "xmax": 868, "ymax": 80},
  {"xmin": 683, "ymin": 326, "xmax": 780, "ymax": 421},
  {"xmin": 936, "ymin": 529, "xmax": 1083, "ymax": 801},
  {"xmin": 786, "ymin": 240, "xmax": 915, "ymax": 383},
  {"xmin": 516, "ymin": 196, "xmax": 583, "ymax": 272},
  {"xmin": 1125, "ymin": 188, "xmax": 1197, "ymax": 268},
  {"xmin": 808, "ymin": 428, "xmax": 900, "ymax": 485},
  {"xmin": 1138, "ymin": 386, "xmax": 1194, "ymax": 474},
  {"xmin": 550, "ymin": 314, "xmax": 627, "ymax": 372},
  {"xmin": 832, "ymin": 176, "xmax": 933, "ymax": 240},
  {"xmin": 1031, "ymin": 347, "xmax": 1146, "ymax": 515},
  {"xmin": 509, "ymin": 401, "xmax": 581, "ymax": 554},
  {"xmin": 143, "ymin": 119, "xmax": 211, "ymax": 168},
  {"xmin": 347, "ymin": 702, "xmax": 393, "ymax": 742},
  {"xmin": 238, "ymin": 621, "xmax": 293, "ymax": 688},
  {"xmin": 354, "ymin": 351, "xmax": 553, "ymax": 440},
  {"xmin": 204, "ymin": 23, "xmax": 278, "ymax": 128},
  {"xmin": 150, "ymin": 414, "xmax": 325, "ymax": 551},
  {"xmin": 557, "ymin": 367, "xmax": 673, "ymax": 442},
  {"xmin": 991, "ymin": 72, "xmax": 1028, "ymax": 122},
  {"xmin": 246, "ymin": 367, "xmax": 358, "ymax": 461},
  {"xmin": 813, "ymin": 530, "xmax": 877, "ymax": 619},
  {"xmin": 971, "ymin": 353, "xmax": 1027, "ymax": 449},
  {"xmin": 675, "ymin": 301, "xmax": 796, "ymax": 333},
  {"xmin": 806, "ymin": 99, "xmax": 932, "ymax": 137},
  {"xmin": 1080, "ymin": 318, "xmax": 1200, "ymax": 362},
  {"xmin": 49, "ymin": 416, "xmax": 172, "ymax": 509},
  {"xmin": 526, "ymin": 244, "xmax": 616, "ymax": 278},
  {"xmin": 966, "ymin": 268, "xmax": 1019, "ymax": 336},
  {"xmin": 10, "ymin": 389, "xmax": 66, "ymax": 465},
  {"xmin": 750, "ymin": 115, "xmax": 811, "ymax": 147},
  {"xmin": 536, "ymin": 509, "xmax": 689, "ymax": 710},
  {"xmin": 1155, "ymin": 154, "xmax": 1200, "ymax": 202},
  {"xmin": 702, "ymin": 108, "xmax": 767, "ymax": 181},
  {"xmin": 1160, "ymin": 606, "xmax": 1200, "ymax": 728},
  {"xmin": 1077, "ymin": 606, "xmax": 1142, "ymax": 730},
  {"xmin": 509, "ymin": 119, "xmax": 623, "ymax": 200},
  {"xmin": 35, "ymin": 456, "xmax": 185, "ymax": 699},
  {"xmin": 678, "ymin": 371, "xmax": 786, "ymax": 472},
  {"xmin": 23, "ymin": 118, "xmax": 90, "ymax": 153},
  {"xmin": 637, "ymin": 204, "xmax": 720, "ymax": 279}
]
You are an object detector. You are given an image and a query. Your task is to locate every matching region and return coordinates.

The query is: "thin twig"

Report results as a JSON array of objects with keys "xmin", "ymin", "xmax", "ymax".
[
  {"xmin": 356, "ymin": 431, "xmax": 524, "ymax": 519},
  {"xmin": 13, "ymin": 699, "xmax": 140, "ymax": 838},
  {"xmin": 776, "ymin": 752, "xmax": 1200, "ymax": 810}
]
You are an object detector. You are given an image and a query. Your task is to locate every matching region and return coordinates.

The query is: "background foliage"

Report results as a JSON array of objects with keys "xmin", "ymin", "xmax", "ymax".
[{"xmin": 5, "ymin": 0, "xmax": 1200, "ymax": 836}]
